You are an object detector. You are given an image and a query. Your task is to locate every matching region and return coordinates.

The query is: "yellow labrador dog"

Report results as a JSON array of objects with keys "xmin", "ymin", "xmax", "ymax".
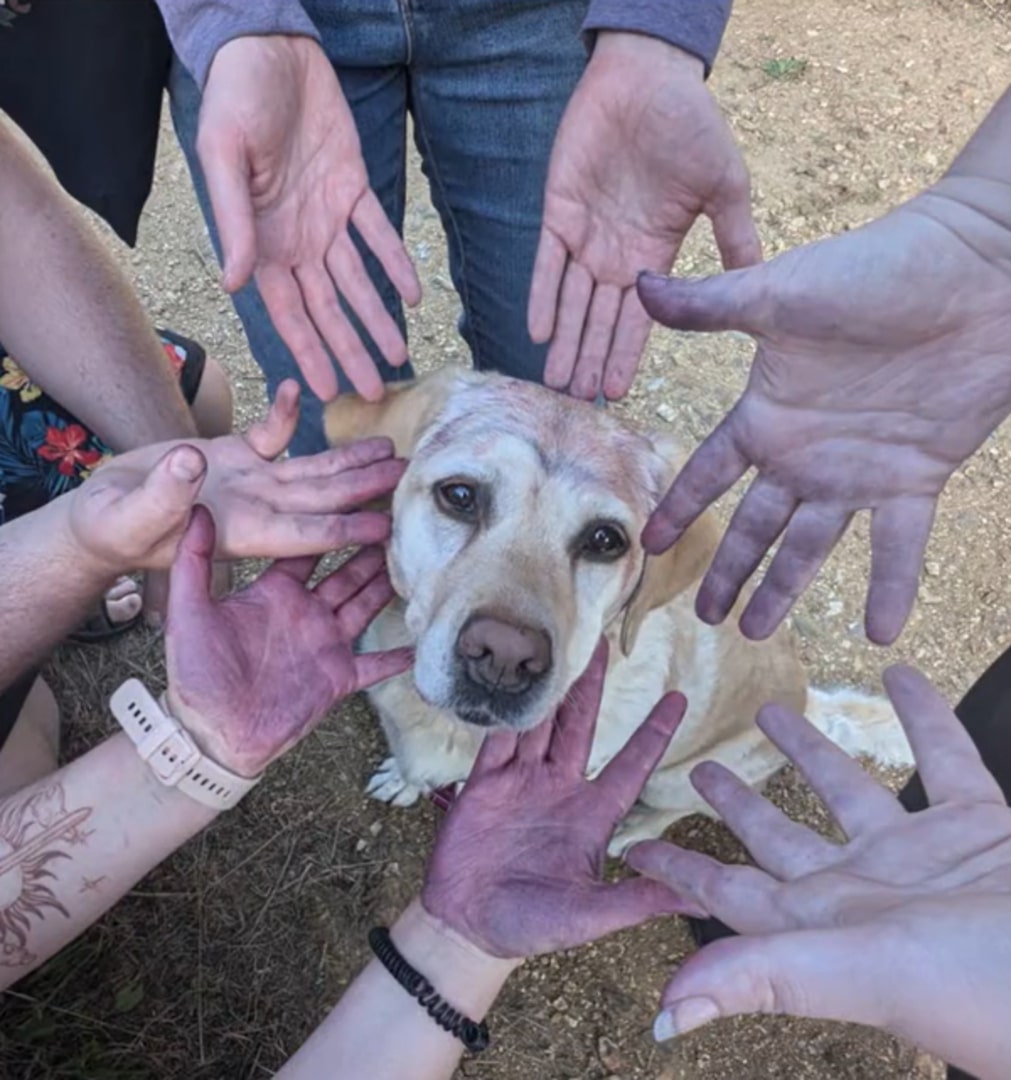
[{"xmin": 326, "ymin": 369, "xmax": 911, "ymax": 852}]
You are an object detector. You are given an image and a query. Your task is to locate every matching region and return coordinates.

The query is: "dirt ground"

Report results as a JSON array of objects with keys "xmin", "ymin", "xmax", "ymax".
[{"xmin": 2, "ymin": 1, "xmax": 1011, "ymax": 1077}]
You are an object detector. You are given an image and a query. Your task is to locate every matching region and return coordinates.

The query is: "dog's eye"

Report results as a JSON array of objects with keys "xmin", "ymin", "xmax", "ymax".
[
  {"xmin": 435, "ymin": 480, "xmax": 479, "ymax": 519},
  {"xmin": 579, "ymin": 522, "xmax": 629, "ymax": 561}
]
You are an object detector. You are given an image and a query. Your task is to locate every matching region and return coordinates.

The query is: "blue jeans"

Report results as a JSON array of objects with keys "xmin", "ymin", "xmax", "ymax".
[{"xmin": 169, "ymin": 0, "xmax": 587, "ymax": 454}]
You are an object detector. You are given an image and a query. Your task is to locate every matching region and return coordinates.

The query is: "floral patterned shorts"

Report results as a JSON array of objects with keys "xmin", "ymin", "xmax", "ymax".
[{"xmin": 0, "ymin": 327, "xmax": 205, "ymax": 526}]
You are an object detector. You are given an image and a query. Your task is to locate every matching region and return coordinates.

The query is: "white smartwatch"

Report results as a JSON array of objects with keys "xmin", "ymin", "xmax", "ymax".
[{"xmin": 110, "ymin": 679, "xmax": 261, "ymax": 811}]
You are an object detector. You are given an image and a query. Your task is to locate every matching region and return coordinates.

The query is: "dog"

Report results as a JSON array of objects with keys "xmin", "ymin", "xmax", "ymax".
[{"xmin": 325, "ymin": 368, "xmax": 912, "ymax": 852}]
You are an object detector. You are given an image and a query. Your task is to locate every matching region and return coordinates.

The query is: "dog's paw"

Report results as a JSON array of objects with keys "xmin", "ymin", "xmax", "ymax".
[{"xmin": 366, "ymin": 757, "xmax": 426, "ymax": 807}]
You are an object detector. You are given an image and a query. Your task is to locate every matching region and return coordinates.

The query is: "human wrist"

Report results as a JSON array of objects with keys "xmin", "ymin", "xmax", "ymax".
[
  {"xmin": 592, "ymin": 30, "xmax": 705, "ymax": 79},
  {"xmin": 162, "ymin": 685, "xmax": 265, "ymax": 780},
  {"xmin": 391, "ymin": 900, "xmax": 520, "ymax": 1019}
]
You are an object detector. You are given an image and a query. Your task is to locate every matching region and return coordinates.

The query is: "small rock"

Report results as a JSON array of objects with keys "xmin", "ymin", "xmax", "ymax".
[
  {"xmin": 368, "ymin": 821, "xmax": 383, "ymax": 836},
  {"xmin": 925, "ymin": 561, "xmax": 941, "ymax": 577},
  {"xmin": 656, "ymin": 403, "xmax": 677, "ymax": 424}
]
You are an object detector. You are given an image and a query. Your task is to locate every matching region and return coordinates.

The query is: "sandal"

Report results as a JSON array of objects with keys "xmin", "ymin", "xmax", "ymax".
[{"xmin": 68, "ymin": 578, "xmax": 143, "ymax": 645}]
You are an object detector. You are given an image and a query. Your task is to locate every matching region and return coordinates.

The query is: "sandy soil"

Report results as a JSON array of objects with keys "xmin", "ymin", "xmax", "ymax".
[{"xmin": 2, "ymin": 1, "xmax": 1011, "ymax": 1078}]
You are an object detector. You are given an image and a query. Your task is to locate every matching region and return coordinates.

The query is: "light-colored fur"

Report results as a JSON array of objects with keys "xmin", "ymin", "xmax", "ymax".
[{"xmin": 326, "ymin": 370, "xmax": 912, "ymax": 852}]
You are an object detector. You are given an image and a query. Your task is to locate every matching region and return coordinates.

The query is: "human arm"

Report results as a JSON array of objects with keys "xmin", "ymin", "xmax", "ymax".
[
  {"xmin": 627, "ymin": 665, "xmax": 1011, "ymax": 1080},
  {"xmin": 278, "ymin": 642, "xmax": 698, "ymax": 1080},
  {"xmin": 0, "ymin": 508, "xmax": 412, "ymax": 988},
  {"xmin": 0, "ymin": 118, "xmax": 196, "ymax": 450},
  {"xmin": 529, "ymin": 27, "xmax": 757, "ymax": 402},
  {"xmin": 0, "ymin": 380, "xmax": 403, "ymax": 688},
  {"xmin": 638, "ymin": 85, "xmax": 1011, "ymax": 645}
]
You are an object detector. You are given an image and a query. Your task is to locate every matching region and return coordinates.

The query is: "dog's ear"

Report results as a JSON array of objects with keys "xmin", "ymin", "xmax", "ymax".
[
  {"xmin": 323, "ymin": 367, "xmax": 464, "ymax": 457},
  {"xmin": 619, "ymin": 435, "xmax": 720, "ymax": 657}
]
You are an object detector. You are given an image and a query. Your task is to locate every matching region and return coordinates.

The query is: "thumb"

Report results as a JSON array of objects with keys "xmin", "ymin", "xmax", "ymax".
[
  {"xmin": 653, "ymin": 926, "xmax": 895, "ymax": 1042},
  {"xmin": 197, "ymin": 122, "xmax": 256, "ymax": 293},
  {"xmin": 111, "ymin": 445, "xmax": 207, "ymax": 560},
  {"xmin": 572, "ymin": 878, "xmax": 703, "ymax": 947},
  {"xmin": 709, "ymin": 191, "xmax": 763, "ymax": 271},
  {"xmin": 168, "ymin": 504, "xmax": 218, "ymax": 620},
  {"xmin": 636, "ymin": 267, "xmax": 765, "ymax": 335},
  {"xmin": 245, "ymin": 379, "xmax": 300, "ymax": 459}
]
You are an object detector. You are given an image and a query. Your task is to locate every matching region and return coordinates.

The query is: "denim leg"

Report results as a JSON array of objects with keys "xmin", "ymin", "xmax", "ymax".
[
  {"xmin": 167, "ymin": 9, "xmax": 411, "ymax": 455},
  {"xmin": 407, "ymin": 0, "xmax": 587, "ymax": 383}
]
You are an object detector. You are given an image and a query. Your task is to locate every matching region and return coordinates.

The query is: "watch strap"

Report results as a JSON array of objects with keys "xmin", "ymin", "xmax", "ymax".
[{"xmin": 110, "ymin": 678, "xmax": 260, "ymax": 810}]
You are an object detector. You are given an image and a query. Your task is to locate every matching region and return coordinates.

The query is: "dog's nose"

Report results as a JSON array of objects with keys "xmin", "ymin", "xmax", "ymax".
[{"xmin": 456, "ymin": 615, "xmax": 552, "ymax": 694}]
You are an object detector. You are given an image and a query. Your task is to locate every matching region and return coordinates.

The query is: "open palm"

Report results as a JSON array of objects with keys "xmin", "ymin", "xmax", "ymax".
[
  {"xmin": 165, "ymin": 509, "xmax": 412, "ymax": 778},
  {"xmin": 422, "ymin": 642, "xmax": 698, "ymax": 959}
]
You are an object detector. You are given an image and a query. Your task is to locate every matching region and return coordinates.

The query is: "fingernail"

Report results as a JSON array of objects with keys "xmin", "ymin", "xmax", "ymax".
[
  {"xmin": 169, "ymin": 447, "xmax": 205, "ymax": 482},
  {"xmin": 653, "ymin": 997, "xmax": 720, "ymax": 1042}
]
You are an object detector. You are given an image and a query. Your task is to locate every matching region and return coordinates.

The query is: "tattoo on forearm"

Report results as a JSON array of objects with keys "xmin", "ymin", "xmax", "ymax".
[{"xmin": 0, "ymin": 784, "xmax": 92, "ymax": 968}]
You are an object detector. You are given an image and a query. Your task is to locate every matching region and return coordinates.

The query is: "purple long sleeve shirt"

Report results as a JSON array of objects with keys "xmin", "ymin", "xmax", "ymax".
[{"xmin": 160, "ymin": 0, "xmax": 734, "ymax": 89}]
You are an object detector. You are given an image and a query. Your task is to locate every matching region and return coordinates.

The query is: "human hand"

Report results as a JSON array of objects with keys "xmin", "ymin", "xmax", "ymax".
[
  {"xmin": 628, "ymin": 666, "xmax": 1011, "ymax": 1080},
  {"xmin": 74, "ymin": 379, "xmax": 403, "ymax": 571},
  {"xmin": 421, "ymin": 641, "xmax": 699, "ymax": 959},
  {"xmin": 197, "ymin": 36, "xmax": 421, "ymax": 401},
  {"xmin": 639, "ymin": 171, "xmax": 1011, "ymax": 645},
  {"xmin": 164, "ymin": 508, "xmax": 413, "ymax": 777},
  {"xmin": 529, "ymin": 32, "xmax": 758, "ymax": 402}
]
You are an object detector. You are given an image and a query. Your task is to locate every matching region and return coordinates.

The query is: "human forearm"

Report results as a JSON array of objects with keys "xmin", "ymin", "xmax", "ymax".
[
  {"xmin": 0, "ymin": 121, "xmax": 195, "ymax": 451},
  {"xmin": 277, "ymin": 900, "xmax": 518, "ymax": 1080},
  {"xmin": 155, "ymin": 0, "xmax": 321, "ymax": 88},
  {"xmin": 0, "ymin": 494, "xmax": 117, "ymax": 688},
  {"xmin": 582, "ymin": 0, "xmax": 734, "ymax": 76},
  {"xmin": 0, "ymin": 732, "xmax": 216, "ymax": 989}
]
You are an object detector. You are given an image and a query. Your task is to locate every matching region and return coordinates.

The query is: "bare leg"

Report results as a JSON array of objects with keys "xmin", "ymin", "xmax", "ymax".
[{"xmin": 0, "ymin": 676, "xmax": 59, "ymax": 799}]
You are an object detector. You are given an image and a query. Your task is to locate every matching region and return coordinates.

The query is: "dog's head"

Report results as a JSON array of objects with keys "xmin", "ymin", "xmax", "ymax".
[{"xmin": 326, "ymin": 370, "xmax": 717, "ymax": 731}]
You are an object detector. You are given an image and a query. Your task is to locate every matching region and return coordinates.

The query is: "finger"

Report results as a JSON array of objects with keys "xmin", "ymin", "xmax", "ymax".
[
  {"xmin": 883, "ymin": 665, "xmax": 1005, "ymax": 806},
  {"xmin": 470, "ymin": 729, "xmax": 520, "ymax": 778},
  {"xmin": 349, "ymin": 646, "xmax": 415, "ymax": 692},
  {"xmin": 351, "ymin": 189, "xmax": 422, "ymax": 307},
  {"xmin": 528, "ymin": 229, "xmax": 568, "ymax": 344},
  {"xmin": 641, "ymin": 416, "xmax": 750, "ymax": 555},
  {"xmin": 266, "ymin": 459, "xmax": 405, "ymax": 515},
  {"xmin": 326, "ymin": 231, "xmax": 409, "ymax": 368},
  {"xmin": 272, "ymin": 437, "xmax": 396, "ymax": 481},
  {"xmin": 196, "ymin": 126, "xmax": 256, "ymax": 292},
  {"xmin": 267, "ymin": 556, "xmax": 320, "ymax": 585},
  {"xmin": 295, "ymin": 265, "xmax": 384, "ymax": 402},
  {"xmin": 543, "ymin": 262, "xmax": 594, "ymax": 393},
  {"xmin": 689, "ymin": 760, "xmax": 839, "ymax": 880},
  {"xmin": 258, "ymin": 265, "xmax": 340, "ymax": 402},
  {"xmin": 567, "ymin": 877, "xmax": 702, "ymax": 947},
  {"xmin": 636, "ymin": 268, "xmax": 763, "ymax": 335},
  {"xmin": 865, "ymin": 497, "xmax": 936, "ymax": 646},
  {"xmin": 626, "ymin": 841, "xmax": 784, "ymax": 933},
  {"xmin": 653, "ymin": 925, "xmax": 899, "ymax": 1040},
  {"xmin": 334, "ymin": 570, "xmax": 396, "ymax": 640},
  {"xmin": 245, "ymin": 380, "xmax": 301, "ymax": 460},
  {"xmin": 694, "ymin": 477, "xmax": 796, "ymax": 625},
  {"xmin": 313, "ymin": 546, "xmax": 388, "ymax": 610},
  {"xmin": 593, "ymin": 692, "xmax": 687, "ymax": 823},
  {"xmin": 167, "ymin": 503, "xmax": 217, "ymax": 619},
  {"xmin": 569, "ymin": 284, "xmax": 621, "ymax": 401},
  {"xmin": 515, "ymin": 715, "xmax": 556, "ymax": 764},
  {"xmin": 546, "ymin": 638, "xmax": 610, "ymax": 773},
  {"xmin": 112, "ymin": 445, "xmax": 208, "ymax": 555},
  {"xmin": 602, "ymin": 291, "xmax": 653, "ymax": 401},
  {"xmin": 215, "ymin": 509, "xmax": 392, "ymax": 561},
  {"xmin": 756, "ymin": 704, "xmax": 905, "ymax": 838},
  {"xmin": 708, "ymin": 188, "xmax": 763, "ymax": 271},
  {"xmin": 738, "ymin": 504, "xmax": 851, "ymax": 640}
]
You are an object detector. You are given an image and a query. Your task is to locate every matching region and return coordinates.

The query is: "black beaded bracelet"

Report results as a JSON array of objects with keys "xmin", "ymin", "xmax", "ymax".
[{"xmin": 368, "ymin": 926, "xmax": 491, "ymax": 1054}]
